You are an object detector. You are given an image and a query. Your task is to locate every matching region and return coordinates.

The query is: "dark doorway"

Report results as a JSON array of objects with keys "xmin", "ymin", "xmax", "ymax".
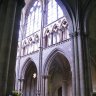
[{"xmin": 58, "ymin": 87, "xmax": 62, "ymax": 96}]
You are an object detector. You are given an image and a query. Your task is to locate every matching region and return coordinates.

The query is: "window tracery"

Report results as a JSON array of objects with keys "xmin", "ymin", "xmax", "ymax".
[
  {"xmin": 47, "ymin": 0, "xmax": 63, "ymax": 24},
  {"xmin": 25, "ymin": 0, "xmax": 41, "ymax": 37}
]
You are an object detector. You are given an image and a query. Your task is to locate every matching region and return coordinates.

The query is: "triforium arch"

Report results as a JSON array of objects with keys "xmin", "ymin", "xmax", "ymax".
[
  {"xmin": 20, "ymin": 58, "xmax": 37, "ymax": 96},
  {"xmin": 43, "ymin": 48, "xmax": 72, "ymax": 96}
]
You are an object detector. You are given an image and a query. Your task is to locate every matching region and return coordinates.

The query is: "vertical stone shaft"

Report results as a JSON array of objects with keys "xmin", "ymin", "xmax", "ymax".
[{"xmin": 6, "ymin": 0, "xmax": 25, "ymax": 94}]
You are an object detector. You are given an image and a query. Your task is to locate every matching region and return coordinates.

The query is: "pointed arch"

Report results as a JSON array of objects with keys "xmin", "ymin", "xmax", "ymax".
[
  {"xmin": 43, "ymin": 48, "xmax": 72, "ymax": 96},
  {"xmin": 20, "ymin": 57, "xmax": 37, "ymax": 79},
  {"xmin": 43, "ymin": 48, "xmax": 71, "ymax": 75}
]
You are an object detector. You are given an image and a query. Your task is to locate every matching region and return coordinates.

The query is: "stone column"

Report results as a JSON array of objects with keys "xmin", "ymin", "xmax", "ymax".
[
  {"xmin": 62, "ymin": 80, "xmax": 68, "ymax": 96},
  {"xmin": 0, "ymin": 0, "xmax": 17, "ymax": 95},
  {"xmin": 38, "ymin": 0, "xmax": 44, "ymax": 96},
  {"xmin": 42, "ymin": 75, "xmax": 48, "ymax": 96},
  {"xmin": 70, "ymin": 30, "xmax": 92, "ymax": 96},
  {"xmin": 74, "ymin": 0, "xmax": 92, "ymax": 95},
  {"xmin": 18, "ymin": 78, "xmax": 24, "ymax": 96},
  {"xmin": 6, "ymin": 0, "xmax": 25, "ymax": 95},
  {"xmin": 0, "ymin": 1, "xmax": 8, "ymax": 90},
  {"xmin": 37, "ymin": 74, "xmax": 41, "ymax": 96},
  {"xmin": 74, "ymin": 32, "xmax": 81, "ymax": 96},
  {"xmin": 70, "ymin": 32, "xmax": 80, "ymax": 96},
  {"xmin": 69, "ymin": 33, "xmax": 76, "ymax": 96},
  {"xmin": 77, "ymin": 32, "xmax": 92, "ymax": 96},
  {"xmin": 0, "ymin": 0, "xmax": 24, "ymax": 95}
]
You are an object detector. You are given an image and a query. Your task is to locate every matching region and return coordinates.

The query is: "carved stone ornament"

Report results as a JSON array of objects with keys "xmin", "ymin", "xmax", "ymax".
[
  {"xmin": 34, "ymin": 34, "xmax": 39, "ymax": 42},
  {"xmin": 52, "ymin": 24, "xmax": 58, "ymax": 32},
  {"xmin": 23, "ymin": 40, "xmax": 27, "ymax": 47},
  {"xmin": 28, "ymin": 37, "xmax": 32, "ymax": 44},
  {"xmin": 45, "ymin": 28, "xmax": 50, "ymax": 36},
  {"xmin": 60, "ymin": 19, "xmax": 68, "ymax": 30}
]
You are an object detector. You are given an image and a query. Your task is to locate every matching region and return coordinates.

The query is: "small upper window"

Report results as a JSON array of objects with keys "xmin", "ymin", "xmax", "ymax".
[{"xmin": 25, "ymin": 1, "xmax": 41, "ymax": 37}]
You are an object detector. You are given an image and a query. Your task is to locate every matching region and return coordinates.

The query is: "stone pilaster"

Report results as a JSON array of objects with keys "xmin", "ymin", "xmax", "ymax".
[
  {"xmin": 78, "ymin": 31, "xmax": 92, "ymax": 96},
  {"xmin": 62, "ymin": 80, "xmax": 68, "ymax": 96},
  {"xmin": 38, "ymin": 0, "xmax": 44, "ymax": 96},
  {"xmin": 18, "ymin": 78, "xmax": 24, "ymax": 96},
  {"xmin": 69, "ymin": 33, "xmax": 76, "ymax": 96},
  {"xmin": 70, "ymin": 30, "xmax": 92, "ymax": 96},
  {"xmin": 74, "ymin": 0, "xmax": 92, "ymax": 95},
  {"xmin": 42, "ymin": 75, "xmax": 49, "ymax": 96},
  {"xmin": 70, "ymin": 31, "xmax": 80, "ymax": 96}
]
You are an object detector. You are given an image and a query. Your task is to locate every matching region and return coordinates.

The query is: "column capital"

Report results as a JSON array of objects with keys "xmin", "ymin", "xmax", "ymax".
[
  {"xmin": 69, "ymin": 31, "xmax": 88, "ymax": 38},
  {"xmin": 18, "ymin": 78, "xmax": 24, "ymax": 82},
  {"xmin": 69, "ymin": 31, "xmax": 79, "ymax": 38}
]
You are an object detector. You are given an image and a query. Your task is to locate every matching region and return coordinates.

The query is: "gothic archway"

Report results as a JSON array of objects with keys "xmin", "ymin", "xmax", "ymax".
[
  {"xmin": 43, "ymin": 49, "xmax": 72, "ymax": 96},
  {"xmin": 20, "ymin": 59, "xmax": 37, "ymax": 96}
]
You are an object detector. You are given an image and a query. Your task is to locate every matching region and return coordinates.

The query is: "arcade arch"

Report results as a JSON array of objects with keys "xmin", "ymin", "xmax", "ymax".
[
  {"xmin": 43, "ymin": 50, "xmax": 72, "ymax": 96},
  {"xmin": 20, "ymin": 59, "xmax": 37, "ymax": 96}
]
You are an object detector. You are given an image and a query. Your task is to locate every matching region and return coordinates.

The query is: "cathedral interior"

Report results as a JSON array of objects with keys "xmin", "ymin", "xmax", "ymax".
[{"xmin": 0, "ymin": 0, "xmax": 96, "ymax": 96}]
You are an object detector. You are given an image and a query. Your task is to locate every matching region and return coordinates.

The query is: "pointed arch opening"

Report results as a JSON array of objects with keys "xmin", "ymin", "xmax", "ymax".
[
  {"xmin": 20, "ymin": 59, "xmax": 37, "ymax": 96},
  {"xmin": 43, "ymin": 50, "xmax": 72, "ymax": 96}
]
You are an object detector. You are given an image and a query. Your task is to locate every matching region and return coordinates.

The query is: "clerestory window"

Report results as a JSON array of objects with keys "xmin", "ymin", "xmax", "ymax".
[
  {"xmin": 25, "ymin": 1, "xmax": 41, "ymax": 37},
  {"xmin": 47, "ymin": 0, "xmax": 64, "ymax": 24}
]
